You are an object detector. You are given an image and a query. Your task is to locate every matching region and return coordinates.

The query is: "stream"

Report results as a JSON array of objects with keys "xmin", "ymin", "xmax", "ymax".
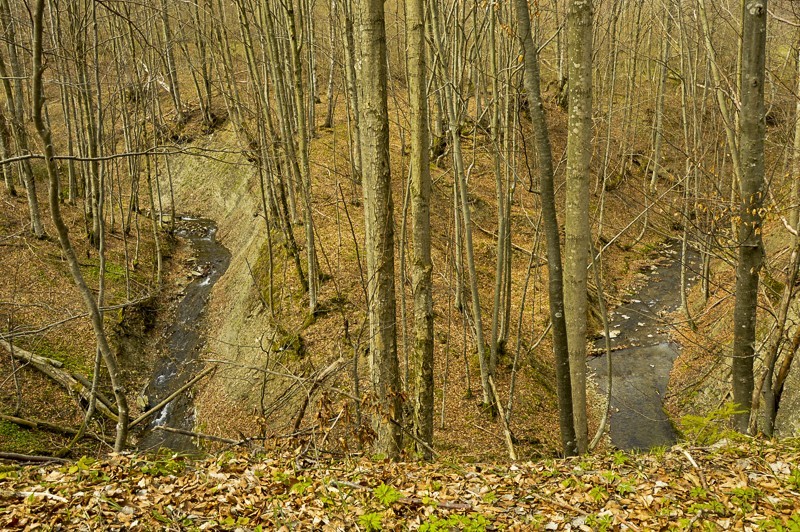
[
  {"xmin": 588, "ymin": 241, "xmax": 700, "ymax": 450},
  {"xmin": 138, "ymin": 217, "xmax": 231, "ymax": 452}
]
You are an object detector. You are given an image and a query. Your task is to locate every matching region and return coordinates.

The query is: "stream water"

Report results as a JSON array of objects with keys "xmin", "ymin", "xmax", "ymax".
[
  {"xmin": 138, "ymin": 217, "xmax": 231, "ymax": 452},
  {"xmin": 588, "ymin": 240, "xmax": 701, "ymax": 450}
]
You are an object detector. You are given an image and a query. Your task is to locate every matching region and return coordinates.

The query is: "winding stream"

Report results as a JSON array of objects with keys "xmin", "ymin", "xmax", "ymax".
[
  {"xmin": 588, "ymin": 241, "xmax": 700, "ymax": 450},
  {"xmin": 139, "ymin": 217, "xmax": 231, "ymax": 452}
]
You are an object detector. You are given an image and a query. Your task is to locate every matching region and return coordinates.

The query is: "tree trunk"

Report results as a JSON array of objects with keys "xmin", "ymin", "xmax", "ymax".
[
  {"xmin": 342, "ymin": 0, "xmax": 362, "ymax": 183},
  {"xmin": 30, "ymin": 0, "xmax": 129, "ymax": 451},
  {"xmin": 285, "ymin": 0, "xmax": 319, "ymax": 313},
  {"xmin": 407, "ymin": 0, "xmax": 433, "ymax": 460},
  {"xmin": 0, "ymin": 0, "xmax": 45, "ymax": 238},
  {"xmin": 0, "ymin": 108, "xmax": 14, "ymax": 196},
  {"xmin": 429, "ymin": 0, "xmax": 491, "ymax": 408},
  {"xmin": 159, "ymin": 0, "xmax": 184, "ymax": 124},
  {"xmin": 357, "ymin": 0, "xmax": 402, "ymax": 459},
  {"xmin": 514, "ymin": 0, "xmax": 577, "ymax": 456},
  {"xmin": 732, "ymin": 0, "xmax": 767, "ymax": 433},
  {"xmin": 648, "ymin": 6, "xmax": 672, "ymax": 193},
  {"xmin": 564, "ymin": 0, "xmax": 593, "ymax": 454}
]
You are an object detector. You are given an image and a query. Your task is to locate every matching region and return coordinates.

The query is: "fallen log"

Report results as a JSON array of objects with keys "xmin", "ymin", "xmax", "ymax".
[
  {"xmin": 0, "ymin": 340, "xmax": 118, "ymax": 421},
  {"xmin": 292, "ymin": 357, "xmax": 346, "ymax": 431},
  {"xmin": 70, "ymin": 372, "xmax": 118, "ymax": 415},
  {"xmin": 0, "ymin": 452, "xmax": 69, "ymax": 464},
  {"xmin": 130, "ymin": 366, "xmax": 216, "ymax": 428},
  {"xmin": 0, "ymin": 414, "xmax": 114, "ymax": 444}
]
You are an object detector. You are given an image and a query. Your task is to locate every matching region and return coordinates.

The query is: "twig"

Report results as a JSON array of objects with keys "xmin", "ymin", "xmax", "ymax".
[
  {"xmin": 681, "ymin": 448, "xmax": 699, "ymax": 469},
  {"xmin": 472, "ymin": 220, "xmax": 547, "ymax": 262},
  {"xmin": 0, "ymin": 296, "xmax": 154, "ymax": 341},
  {"xmin": 387, "ymin": 417, "xmax": 439, "ymax": 459},
  {"xmin": 488, "ymin": 375, "xmax": 517, "ymax": 460},
  {"xmin": 681, "ymin": 449, "xmax": 707, "ymax": 489},
  {"xmin": 0, "ymin": 414, "xmax": 113, "ymax": 444},
  {"xmin": 469, "ymin": 422, "xmax": 505, "ymax": 443},
  {"xmin": 0, "ymin": 490, "xmax": 69, "ymax": 503}
]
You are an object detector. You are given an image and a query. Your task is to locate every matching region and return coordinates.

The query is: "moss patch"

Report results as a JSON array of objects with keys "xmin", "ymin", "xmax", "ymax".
[{"xmin": 0, "ymin": 421, "xmax": 48, "ymax": 454}]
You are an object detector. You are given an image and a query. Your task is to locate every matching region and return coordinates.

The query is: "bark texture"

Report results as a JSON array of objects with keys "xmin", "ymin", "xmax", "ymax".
[
  {"xmin": 732, "ymin": 0, "xmax": 767, "ymax": 432},
  {"xmin": 564, "ymin": 0, "xmax": 593, "ymax": 453},
  {"xmin": 357, "ymin": 0, "xmax": 402, "ymax": 458},
  {"xmin": 407, "ymin": 0, "xmax": 434, "ymax": 459}
]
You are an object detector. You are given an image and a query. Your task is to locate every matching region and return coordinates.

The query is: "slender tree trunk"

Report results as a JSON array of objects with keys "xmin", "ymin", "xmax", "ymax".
[
  {"xmin": 343, "ymin": 0, "xmax": 362, "ymax": 182},
  {"xmin": 732, "ymin": 0, "xmax": 767, "ymax": 433},
  {"xmin": 30, "ymin": 0, "xmax": 128, "ymax": 451},
  {"xmin": 429, "ymin": 0, "xmax": 492, "ymax": 408},
  {"xmin": 514, "ymin": 0, "xmax": 577, "ymax": 456},
  {"xmin": 0, "ymin": 0, "xmax": 45, "ymax": 238},
  {"xmin": 564, "ymin": 0, "xmax": 593, "ymax": 454},
  {"xmin": 649, "ymin": 6, "xmax": 672, "ymax": 193},
  {"xmin": 159, "ymin": 0, "xmax": 184, "ymax": 124},
  {"xmin": 407, "ymin": 0, "xmax": 434, "ymax": 459},
  {"xmin": 357, "ymin": 0, "xmax": 402, "ymax": 458},
  {"xmin": 0, "ymin": 109, "xmax": 14, "ymax": 196},
  {"xmin": 699, "ymin": 0, "xmax": 742, "ymax": 189},
  {"xmin": 790, "ymin": 43, "xmax": 800, "ymax": 234},
  {"xmin": 488, "ymin": 4, "xmax": 506, "ymax": 378},
  {"xmin": 285, "ymin": 1, "xmax": 319, "ymax": 313},
  {"xmin": 323, "ymin": 0, "xmax": 337, "ymax": 129}
]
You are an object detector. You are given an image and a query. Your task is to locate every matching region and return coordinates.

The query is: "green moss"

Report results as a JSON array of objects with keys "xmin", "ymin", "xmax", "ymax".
[
  {"xmin": 18, "ymin": 337, "xmax": 91, "ymax": 375},
  {"xmin": 271, "ymin": 323, "xmax": 306, "ymax": 359},
  {"xmin": 84, "ymin": 260, "xmax": 127, "ymax": 284},
  {"xmin": 0, "ymin": 421, "xmax": 47, "ymax": 453},
  {"xmin": 761, "ymin": 270, "xmax": 785, "ymax": 305}
]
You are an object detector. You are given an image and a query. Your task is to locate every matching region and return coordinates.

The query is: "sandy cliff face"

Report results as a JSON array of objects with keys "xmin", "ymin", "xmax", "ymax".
[
  {"xmin": 774, "ymin": 297, "xmax": 800, "ymax": 437},
  {"xmin": 162, "ymin": 129, "xmax": 276, "ymax": 437}
]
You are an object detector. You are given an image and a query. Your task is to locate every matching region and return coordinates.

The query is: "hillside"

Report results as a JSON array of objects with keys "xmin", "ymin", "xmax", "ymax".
[{"xmin": 3, "ymin": 0, "xmax": 800, "ymax": 493}]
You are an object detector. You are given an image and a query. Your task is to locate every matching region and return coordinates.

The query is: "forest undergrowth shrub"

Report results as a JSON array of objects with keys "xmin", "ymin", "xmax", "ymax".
[{"xmin": 678, "ymin": 401, "xmax": 745, "ymax": 445}]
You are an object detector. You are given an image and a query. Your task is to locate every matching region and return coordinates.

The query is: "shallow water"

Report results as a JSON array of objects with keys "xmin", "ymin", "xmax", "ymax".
[
  {"xmin": 138, "ymin": 217, "xmax": 231, "ymax": 452},
  {"xmin": 588, "ymin": 241, "xmax": 701, "ymax": 450}
]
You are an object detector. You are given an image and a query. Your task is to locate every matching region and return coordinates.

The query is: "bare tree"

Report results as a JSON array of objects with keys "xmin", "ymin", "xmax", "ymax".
[
  {"xmin": 0, "ymin": 0, "xmax": 46, "ymax": 237},
  {"xmin": 564, "ymin": 0, "xmax": 593, "ymax": 454},
  {"xmin": 30, "ymin": 0, "xmax": 129, "ymax": 451},
  {"xmin": 407, "ymin": 0, "xmax": 433, "ymax": 459},
  {"xmin": 514, "ymin": 0, "xmax": 577, "ymax": 456},
  {"xmin": 357, "ymin": 0, "xmax": 402, "ymax": 458},
  {"xmin": 732, "ymin": 0, "xmax": 767, "ymax": 433}
]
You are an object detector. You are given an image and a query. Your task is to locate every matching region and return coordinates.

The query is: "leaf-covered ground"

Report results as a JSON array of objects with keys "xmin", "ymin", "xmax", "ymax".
[{"xmin": 2, "ymin": 440, "xmax": 800, "ymax": 530}]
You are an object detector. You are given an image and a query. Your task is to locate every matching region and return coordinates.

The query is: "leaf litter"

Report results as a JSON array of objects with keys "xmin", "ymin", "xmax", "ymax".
[{"xmin": 1, "ymin": 439, "xmax": 800, "ymax": 530}]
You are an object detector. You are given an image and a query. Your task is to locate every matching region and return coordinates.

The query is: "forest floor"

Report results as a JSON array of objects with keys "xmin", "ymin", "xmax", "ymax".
[
  {"xmin": 157, "ymin": 93, "xmax": 693, "ymax": 462},
  {"xmin": 2, "ymin": 438, "xmax": 800, "ymax": 530}
]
